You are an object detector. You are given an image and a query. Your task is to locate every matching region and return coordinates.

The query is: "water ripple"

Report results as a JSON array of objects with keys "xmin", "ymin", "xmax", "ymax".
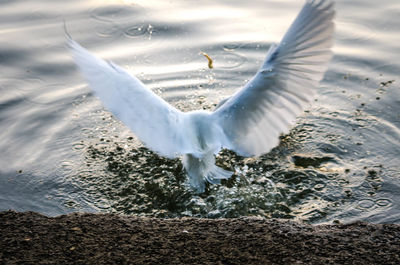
[
  {"xmin": 336, "ymin": 19, "xmax": 376, "ymax": 43},
  {"xmin": 90, "ymin": 4, "xmax": 145, "ymax": 23}
]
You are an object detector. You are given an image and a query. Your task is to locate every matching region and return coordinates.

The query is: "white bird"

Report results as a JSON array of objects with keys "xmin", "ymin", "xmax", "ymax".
[{"xmin": 68, "ymin": 0, "xmax": 335, "ymax": 193}]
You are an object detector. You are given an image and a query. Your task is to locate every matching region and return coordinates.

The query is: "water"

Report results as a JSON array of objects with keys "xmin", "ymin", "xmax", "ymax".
[{"xmin": 0, "ymin": 0, "xmax": 399, "ymax": 224}]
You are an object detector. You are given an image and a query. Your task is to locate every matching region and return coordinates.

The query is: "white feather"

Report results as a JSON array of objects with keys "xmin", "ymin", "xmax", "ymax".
[
  {"xmin": 213, "ymin": 0, "xmax": 335, "ymax": 157},
  {"xmin": 68, "ymin": 0, "xmax": 335, "ymax": 192},
  {"xmin": 68, "ymin": 40, "xmax": 193, "ymax": 158}
]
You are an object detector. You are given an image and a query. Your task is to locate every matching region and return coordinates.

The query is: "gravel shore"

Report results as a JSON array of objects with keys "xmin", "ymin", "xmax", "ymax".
[{"xmin": 1, "ymin": 211, "xmax": 399, "ymax": 264}]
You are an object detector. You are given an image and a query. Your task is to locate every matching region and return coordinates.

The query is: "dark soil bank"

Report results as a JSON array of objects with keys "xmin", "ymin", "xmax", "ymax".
[{"xmin": 1, "ymin": 211, "xmax": 399, "ymax": 264}]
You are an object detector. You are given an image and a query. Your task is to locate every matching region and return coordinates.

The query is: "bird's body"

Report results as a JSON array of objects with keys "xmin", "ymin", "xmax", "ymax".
[
  {"xmin": 68, "ymin": 0, "xmax": 335, "ymax": 192},
  {"xmin": 180, "ymin": 111, "xmax": 233, "ymax": 191}
]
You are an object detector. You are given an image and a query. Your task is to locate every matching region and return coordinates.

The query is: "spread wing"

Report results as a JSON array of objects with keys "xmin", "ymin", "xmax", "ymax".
[
  {"xmin": 68, "ymin": 39, "xmax": 191, "ymax": 158},
  {"xmin": 212, "ymin": 0, "xmax": 335, "ymax": 157}
]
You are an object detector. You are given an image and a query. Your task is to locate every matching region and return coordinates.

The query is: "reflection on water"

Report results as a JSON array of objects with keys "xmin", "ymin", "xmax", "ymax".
[{"xmin": 0, "ymin": 0, "xmax": 399, "ymax": 224}]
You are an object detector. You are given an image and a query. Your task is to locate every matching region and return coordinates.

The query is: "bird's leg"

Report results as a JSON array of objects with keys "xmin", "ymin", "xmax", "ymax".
[{"xmin": 183, "ymin": 153, "xmax": 233, "ymax": 193}]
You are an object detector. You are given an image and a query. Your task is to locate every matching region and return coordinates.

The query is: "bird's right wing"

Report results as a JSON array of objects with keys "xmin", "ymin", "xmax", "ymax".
[
  {"xmin": 68, "ymin": 39, "xmax": 192, "ymax": 158},
  {"xmin": 212, "ymin": 0, "xmax": 335, "ymax": 157}
]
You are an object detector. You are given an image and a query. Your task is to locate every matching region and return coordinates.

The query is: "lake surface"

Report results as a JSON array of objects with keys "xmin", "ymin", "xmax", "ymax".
[{"xmin": 0, "ymin": 0, "xmax": 399, "ymax": 224}]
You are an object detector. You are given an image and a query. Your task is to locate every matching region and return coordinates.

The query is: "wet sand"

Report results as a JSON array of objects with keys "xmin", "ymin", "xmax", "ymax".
[{"xmin": 1, "ymin": 211, "xmax": 399, "ymax": 264}]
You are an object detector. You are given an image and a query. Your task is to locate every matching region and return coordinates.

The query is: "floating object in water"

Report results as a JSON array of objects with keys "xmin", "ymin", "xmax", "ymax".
[
  {"xmin": 201, "ymin": 52, "xmax": 214, "ymax": 69},
  {"xmin": 68, "ymin": 0, "xmax": 335, "ymax": 193}
]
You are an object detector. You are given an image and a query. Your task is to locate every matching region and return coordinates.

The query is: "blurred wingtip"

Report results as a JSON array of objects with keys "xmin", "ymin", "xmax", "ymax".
[
  {"xmin": 306, "ymin": 0, "xmax": 335, "ymax": 14},
  {"xmin": 63, "ymin": 19, "xmax": 74, "ymax": 46}
]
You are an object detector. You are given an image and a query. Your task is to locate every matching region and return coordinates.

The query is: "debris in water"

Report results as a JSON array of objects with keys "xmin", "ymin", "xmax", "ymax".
[
  {"xmin": 201, "ymin": 52, "xmax": 214, "ymax": 69},
  {"xmin": 380, "ymin": 80, "xmax": 395, "ymax": 87}
]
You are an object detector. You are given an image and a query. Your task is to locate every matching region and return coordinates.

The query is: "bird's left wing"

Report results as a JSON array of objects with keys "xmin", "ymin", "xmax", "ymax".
[
  {"xmin": 212, "ymin": 0, "xmax": 335, "ymax": 157},
  {"xmin": 68, "ymin": 39, "xmax": 191, "ymax": 158}
]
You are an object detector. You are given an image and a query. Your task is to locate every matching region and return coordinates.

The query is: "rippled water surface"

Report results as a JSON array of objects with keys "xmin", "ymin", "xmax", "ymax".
[{"xmin": 1, "ymin": 0, "xmax": 399, "ymax": 223}]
